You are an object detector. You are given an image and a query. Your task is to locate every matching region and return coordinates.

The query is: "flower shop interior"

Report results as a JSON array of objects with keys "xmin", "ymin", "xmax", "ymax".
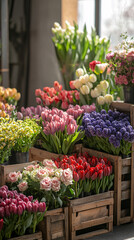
[{"xmin": 0, "ymin": 0, "xmax": 134, "ymax": 239}]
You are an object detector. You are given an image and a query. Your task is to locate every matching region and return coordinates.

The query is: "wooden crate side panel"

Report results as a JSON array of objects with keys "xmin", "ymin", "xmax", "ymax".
[
  {"xmin": 0, "ymin": 161, "xmax": 36, "ymax": 186},
  {"xmin": 9, "ymin": 232, "xmax": 42, "ymax": 240}
]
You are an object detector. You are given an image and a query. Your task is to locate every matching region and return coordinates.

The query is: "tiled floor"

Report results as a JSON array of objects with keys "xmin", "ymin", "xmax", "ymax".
[{"xmin": 87, "ymin": 223, "xmax": 134, "ymax": 240}]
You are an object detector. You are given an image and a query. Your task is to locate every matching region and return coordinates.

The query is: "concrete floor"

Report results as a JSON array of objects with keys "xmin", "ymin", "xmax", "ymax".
[{"xmin": 87, "ymin": 223, "xmax": 134, "ymax": 240}]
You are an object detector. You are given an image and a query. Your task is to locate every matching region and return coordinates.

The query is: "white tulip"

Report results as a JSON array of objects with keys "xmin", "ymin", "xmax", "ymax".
[
  {"xmin": 100, "ymin": 80, "xmax": 109, "ymax": 90},
  {"xmin": 73, "ymin": 79, "xmax": 82, "ymax": 89},
  {"xmin": 54, "ymin": 22, "xmax": 61, "ymax": 28},
  {"xmin": 86, "ymin": 82, "xmax": 93, "ymax": 89},
  {"xmin": 96, "ymin": 84, "xmax": 102, "ymax": 93},
  {"xmin": 104, "ymin": 94, "xmax": 114, "ymax": 104},
  {"xmin": 80, "ymin": 85, "xmax": 90, "ymax": 95},
  {"xmin": 76, "ymin": 68, "xmax": 84, "ymax": 78},
  {"xmin": 79, "ymin": 74, "xmax": 90, "ymax": 84},
  {"xmin": 97, "ymin": 96, "xmax": 105, "ymax": 105},
  {"xmin": 89, "ymin": 74, "xmax": 97, "ymax": 83}
]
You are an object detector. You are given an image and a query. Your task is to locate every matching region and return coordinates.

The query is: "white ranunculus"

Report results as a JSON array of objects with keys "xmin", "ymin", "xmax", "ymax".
[
  {"xmin": 80, "ymin": 85, "xmax": 90, "ymax": 95},
  {"xmin": 76, "ymin": 68, "xmax": 84, "ymax": 78},
  {"xmin": 97, "ymin": 96, "xmax": 105, "ymax": 105},
  {"xmin": 104, "ymin": 94, "xmax": 114, "ymax": 104},
  {"xmin": 89, "ymin": 74, "xmax": 97, "ymax": 83},
  {"xmin": 100, "ymin": 80, "xmax": 109, "ymax": 90},
  {"xmin": 73, "ymin": 79, "xmax": 82, "ymax": 89}
]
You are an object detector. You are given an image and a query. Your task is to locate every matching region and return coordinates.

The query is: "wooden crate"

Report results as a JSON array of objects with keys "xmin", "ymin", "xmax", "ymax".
[
  {"xmin": 110, "ymin": 101, "xmax": 134, "ymax": 127},
  {"xmin": 68, "ymin": 191, "xmax": 113, "ymax": 240},
  {"xmin": 82, "ymin": 147, "xmax": 134, "ymax": 225},
  {"xmin": 9, "ymin": 231, "xmax": 42, "ymax": 240},
  {"xmin": 38, "ymin": 207, "xmax": 68, "ymax": 240},
  {"xmin": 29, "ymin": 144, "xmax": 82, "ymax": 162},
  {"xmin": 0, "ymin": 161, "xmax": 36, "ymax": 186}
]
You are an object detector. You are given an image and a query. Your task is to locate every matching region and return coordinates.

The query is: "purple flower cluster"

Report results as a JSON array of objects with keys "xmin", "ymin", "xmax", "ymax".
[
  {"xmin": 17, "ymin": 105, "xmax": 47, "ymax": 120},
  {"xmin": 81, "ymin": 109, "xmax": 134, "ymax": 148},
  {"xmin": 41, "ymin": 108, "xmax": 78, "ymax": 135},
  {"xmin": 66, "ymin": 104, "xmax": 96, "ymax": 119},
  {"xmin": 0, "ymin": 185, "xmax": 46, "ymax": 217}
]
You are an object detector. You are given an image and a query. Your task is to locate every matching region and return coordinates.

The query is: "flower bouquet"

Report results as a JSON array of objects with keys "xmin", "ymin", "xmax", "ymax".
[
  {"xmin": 0, "ymin": 102, "xmax": 16, "ymax": 118},
  {"xmin": 80, "ymin": 109, "xmax": 134, "ymax": 156},
  {"xmin": 0, "ymin": 86, "xmax": 21, "ymax": 106},
  {"xmin": 40, "ymin": 108, "xmax": 84, "ymax": 154},
  {"xmin": 35, "ymin": 81, "xmax": 80, "ymax": 109},
  {"xmin": 52, "ymin": 21, "xmax": 110, "ymax": 90},
  {"xmin": 0, "ymin": 185, "xmax": 46, "ymax": 239},
  {"xmin": 6, "ymin": 160, "xmax": 73, "ymax": 210},
  {"xmin": 106, "ymin": 34, "xmax": 134, "ymax": 103},
  {"xmin": 70, "ymin": 62, "xmax": 114, "ymax": 111}
]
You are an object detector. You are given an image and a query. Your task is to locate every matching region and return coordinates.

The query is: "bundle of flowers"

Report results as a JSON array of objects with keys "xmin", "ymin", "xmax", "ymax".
[
  {"xmin": 70, "ymin": 62, "xmax": 114, "ymax": 111},
  {"xmin": 80, "ymin": 109, "xmax": 134, "ymax": 156},
  {"xmin": 35, "ymin": 81, "xmax": 80, "ymax": 109},
  {"xmin": 6, "ymin": 160, "xmax": 73, "ymax": 210},
  {"xmin": 17, "ymin": 105, "xmax": 46, "ymax": 120},
  {"xmin": 0, "ymin": 101, "xmax": 16, "ymax": 118},
  {"xmin": 0, "ymin": 185, "xmax": 46, "ymax": 239},
  {"xmin": 52, "ymin": 21, "xmax": 110, "ymax": 90},
  {"xmin": 40, "ymin": 108, "xmax": 84, "ymax": 154},
  {"xmin": 0, "ymin": 118, "xmax": 41, "ymax": 164},
  {"xmin": 53, "ymin": 153, "xmax": 114, "ymax": 198},
  {"xmin": 106, "ymin": 34, "xmax": 134, "ymax": 86},
  {"xmin": 66, "ymin": 104, "xmax": 96, "ymax": 119},
  {"xmin": 0, "ymin": 86, "xmax": 21, "ymax": 106}
]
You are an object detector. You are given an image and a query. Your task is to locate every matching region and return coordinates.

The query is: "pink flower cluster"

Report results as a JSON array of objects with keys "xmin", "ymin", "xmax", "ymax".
[
  {"xmin": 66, "ymin": 104, "xmax": 96, "ymax": 119},
  {"xmin": 17, "ymin": 105, "xmax": 47, "ymax": 120},
  {"xmin": 35, "ymin": 81, "xmax": 80, "ymax": 109},
  {"xmin": 0, "ymin": 185, "xmax": 46, "ymax": 218},
  {"xmin": 106, "ymin": 49, "xmax": 134, "ymax": 86},
  {"xmin": 41, "ymin": 108, "xmax": 78, "ymax": 135}
]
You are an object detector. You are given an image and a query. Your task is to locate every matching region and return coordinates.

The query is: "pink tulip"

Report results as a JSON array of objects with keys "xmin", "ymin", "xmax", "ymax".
[
  {"xmin": 28, "ymin": 196, "xmax": 33, "ymax": 202},
  {"xmin": 32, "ymin": 202, "xmax": 39, "ymax": 212},
  {"xmin": 0, "ymin": 207, "xmax": 4, "ymax": 217},
  {"xmin": 26, "ymin": 201, "xmax": 33, "ymax": 212},
  {"xmin": 38, "ymin": 202, "xmax": 46, "ymax": 212},
  {"xmin": 17, "ymin": 205, "xmax": 23, "ymax": 215},
  {"xmin": 2, "ymin": 191, "xmax": 7, "ymax": 199},
  {"xmin": 5, "ymin": 205, "xmax": 10, "ymax": 216},
  {"xmin": 67, "ymin": 123, "xmax": 76, "ymax": 135},
  {"xmin": 36, "ymin": 97, "xmax": 42, "ymax": 105}
]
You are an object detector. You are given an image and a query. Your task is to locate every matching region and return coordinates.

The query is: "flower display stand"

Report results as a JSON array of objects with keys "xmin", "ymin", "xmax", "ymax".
[
  {"xmin": 29, "ymin": 144, "xmax": 82, "ymax": 162},
  {"xmin": 0, "ymin": 161, "xmax": 36, "ymax": 186},
  {"xmin": 9, "ymin": 231, "xmax": 42, "ymax": 240},
  {"xmin": 68, "ymin": 191, "xmax": 113, "ymax": 240},
  {"xmin": 82, "ymin": 147, "xmax": 134, "ymax": 226},
  {"xmin": 110, "ymin": 101, "xmax": 134, "ymax": 127},
  {"xmin": 37, "ymin": 207, "xmax": 68, "ymax": 240},
  {"xmin": 9, "ymin": 232, "xmax": 42, "ymax": 240}
]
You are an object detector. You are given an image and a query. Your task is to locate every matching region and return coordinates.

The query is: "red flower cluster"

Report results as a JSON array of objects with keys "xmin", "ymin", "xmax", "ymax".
[
  {"xmin": 54, "ymin": 152, "xmax": 113, "ymax": 182},
  {"xmin": 0, "ymin": 185, "xmax": 46, "ymax": 218},
  {"xmin": 35, "ymin": 81, "xmax": 80, "ymax": 109}
]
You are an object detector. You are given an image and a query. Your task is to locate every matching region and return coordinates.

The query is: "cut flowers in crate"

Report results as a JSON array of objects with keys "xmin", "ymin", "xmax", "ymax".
[
  {"xmin": 79, "ymin": 109, "xmax": 134, "ymax": 156},
  {"xmin": 0, "ymin": 185, "xmax": 46, "ymax": 240},
  {"xmin": 6, "ymin": 160, "xmax": 73, "ymax": 210},
  {"xmin": 53, "ymin": 152, "xmax": 114, "ymax": 199}
]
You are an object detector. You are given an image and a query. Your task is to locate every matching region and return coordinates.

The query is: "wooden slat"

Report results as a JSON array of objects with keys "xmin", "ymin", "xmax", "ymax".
[
  {"xmin": 69, "ymin": 191, "xmax": 113, "ymax": 207},
  {"xmin": 121, "ymin": 209, "xmax": 130, "ymax": 218},
  {"xmin": 121, "ymin": 181, "xmax": 131, "ymax": 191},
  {"xmin": 116, "ymin": 158, "xmax": 122, "ymax": 226},
  {"xmin": 45, "ymin": 208, "xmax": 63, "ymax": 216},
  {"xmin": 122, "ymin": 166, "xmax": 130, "ymax": 175},
  {"xmin": 119, "ymin": 216, "xmax": 132, "ymax": 225},
  {"xmin": 75, "ymin": 229, "xmax": 109, "ymax": 240},
  {"xmin": 72, "ymin": 198, "xmax": 113, "ymax": 213},
  {"xmin": 73, "ymin": 216, "xmax": 113, "ymax": 231},
  {"xmin": 9, "ymin": 232, "xmax": 42, "ymax": 240},
  {"xmin": 121, "ymin": 189, "xmax": 130, "ymax": 200},
  {"xmin": 64, "ymin": 207, "xmax": 69, "ymax": 240},
  {"xmin": 110, "ymin": 101, "xmax": 132, "ymax": 113},
  {"xmin": 50, "ymin": 213, "xmax": 65, "ymax": 223},
  {"xmin": 52, "ymin": 231, "xmax": 64, "ymax": 239},
  {"xmin": 122, "ymin": 158, "xmax": 131, "ymax": 166}
]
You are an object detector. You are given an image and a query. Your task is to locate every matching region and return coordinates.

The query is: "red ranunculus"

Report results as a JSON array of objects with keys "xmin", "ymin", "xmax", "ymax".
[{"xmin": 89, "ymin": 60, "xmax": 101, "ymax": 71}]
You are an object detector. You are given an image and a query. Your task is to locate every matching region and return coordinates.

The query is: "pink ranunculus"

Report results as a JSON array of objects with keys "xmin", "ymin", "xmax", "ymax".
[
  {"xmin": 45, "ymin": 167, "xmax": 55, "ymax": 176},
  {"xmin": 7, "ymin": 172, "xmax": 18, "ymax": 183},
  {"xmin": 61, "ymin": 168, "xmax": 73, "ymax": 186},
  {"xmin": 25, "ymin": 165, "xmax": 35, "ymax": 172},
  {"xmin": 43, "ymin": 159, "xmax": 57, "ymax": 168},
  {"xmin": 17, "ymin": 181, "xmax": 28, "ymax": 192},
  {"xmin": 36, "ymin": 168, "xmax": 49, "ymax": 180},
  {"xmin": 51, "ymin": 177, "xmax": 61, "ymax": 192},
  {"xmin": 40, "ymin": 177, "xmax": 51, "ymax": 191},
  {"xmin": 17, "ymin": 171, "xmax": 22, "ymax": 180}
]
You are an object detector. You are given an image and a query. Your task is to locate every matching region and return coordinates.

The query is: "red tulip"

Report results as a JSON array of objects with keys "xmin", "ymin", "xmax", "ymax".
[
  {"xmin": 73, "ymin": 171, "xmax": 79, "ymax": 182},
  {"xmin": 89, "ymin": 60, "xmax": 101, "ymax": 71},
  {"xmin": 78, "ymin": 170, "xmax": 85, "ymax": 180},
  {"xmin": 26, "ymin": 201, "xmax": 33, "ymax": 212},
  {"xmin": 0, "ymin": 207, "xmax": 4, "ymax": 218},
  {"xmin": 98, "ymin": 170, "xmax": 103, "ymax": 180},
  {"xmin": 17, "ymin": 205, "xmax": 23, "ymax": 215},
  {"xmin": 0, "ymin": 219, "xmax": 3, "ymax": 231},
  {"xmin": 91, "ymin": 172, "xmax": 98, "ymax": 180}
]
